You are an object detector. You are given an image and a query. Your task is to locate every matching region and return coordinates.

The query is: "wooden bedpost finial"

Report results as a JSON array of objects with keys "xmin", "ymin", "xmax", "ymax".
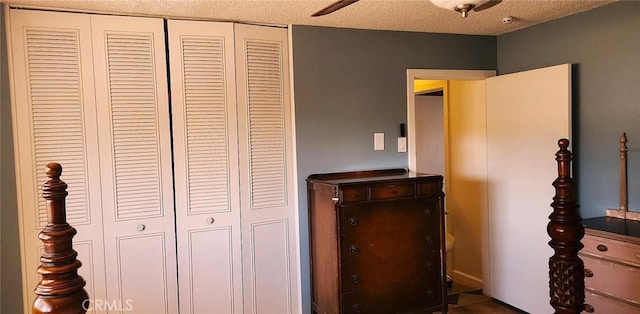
[
  {"xmin": 548, "ymin": 139, "xmax": 585, "ymax": 314},
  {"xmin": 33, "ymin": 162, "xmax": 89, "ymax": 314}
]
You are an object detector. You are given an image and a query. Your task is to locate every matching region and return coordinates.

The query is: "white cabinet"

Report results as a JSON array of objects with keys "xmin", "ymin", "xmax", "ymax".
[
  {"xmin": 9, "ymin": 8, "xmax": 300, "ymax": 314},
  {"xmin": 168, "ymin": 20, "xmax": 300, "ymax": 314}
]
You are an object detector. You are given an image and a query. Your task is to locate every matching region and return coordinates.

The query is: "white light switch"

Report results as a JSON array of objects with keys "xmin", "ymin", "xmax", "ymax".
[
  {"xmin": 374, "ymin": 133, "xmax": 384, "ymax": 150},
  {"xmin": 398, "ymin": 137, "xmax": 407, "ymax": 153}
]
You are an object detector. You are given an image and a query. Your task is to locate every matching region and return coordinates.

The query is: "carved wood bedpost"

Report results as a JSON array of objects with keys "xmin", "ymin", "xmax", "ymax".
[
  {"xmin": 548, "ymin": 139, "xmax": 584, "ymax": 314},
  {"xmin": 33, "ymin": 163, "xmax": 89, "ymax": 314}
]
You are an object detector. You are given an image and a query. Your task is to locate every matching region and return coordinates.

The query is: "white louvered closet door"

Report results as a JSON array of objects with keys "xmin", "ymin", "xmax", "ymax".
[
  {"xmin": 167, "ymin": 20, "xmax": 243, "ymax": 314},
  {"xmin": 91, "ymin": 15, "xmax": 178, "ymax": 313},
  {"xmin": 235, "ymin": 24, "xmax": 301, "ymax": 314},
  {"xmin": 7, "ymin": 10, "xmax": 106, "ymax": 313}
]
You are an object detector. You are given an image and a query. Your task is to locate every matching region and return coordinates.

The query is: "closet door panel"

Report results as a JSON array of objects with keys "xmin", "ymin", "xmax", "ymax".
[
  {"xmin": 90, "ymin": 15, "xmax": 178, "ymax": 313},
  {"xmin": 7, "ymin": 9, "xmax": 106, "ymax": 312},
  {"xmin": 235, "ymin": 24, "xmax": 300, "ymax": 314},
  {"xmin": 167, "ymin": 20, "xmax": 243, "ymax": 314}
]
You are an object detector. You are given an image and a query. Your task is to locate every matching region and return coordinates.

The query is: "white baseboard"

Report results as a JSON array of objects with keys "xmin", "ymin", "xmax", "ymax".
[{"xmin": 451, "ymin": 270, "xmax": 483, "ymax": 289}]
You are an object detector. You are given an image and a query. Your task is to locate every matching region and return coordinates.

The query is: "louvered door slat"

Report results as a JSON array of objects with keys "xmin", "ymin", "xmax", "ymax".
[
  {"xmin": 245, "ymin": 40, "xmax": 287, "ymax": 208},
  {"xmin": 181, "ymin": 35, "xmax": 231, "ymax": 214},
  {"xmin": 26, "ymin": 28, "xmax": 90, "ymax": 227},
  {"xmin": 104, "ymin": 31, "xmax": 163, "ymax": 220}
]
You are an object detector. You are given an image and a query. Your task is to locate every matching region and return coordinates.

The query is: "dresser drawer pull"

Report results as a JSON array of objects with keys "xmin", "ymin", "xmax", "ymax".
[
  {"xmin": 425, "ymin": 236, "xmax": 434, "ymax": 246},
  {"xmin": 584, "ymin": 269, "xmax": 593, "ymax": 278},
  {"xmin": 350, "ymin": 274, "xmax": 360, "ymax": 284},
  {"xmin": 424, "ymin": 209, "xmax": 432, "ymax": 217},
  {"xmin": 584, "ymin": 304, "xmax": 594, "ymax": 313},
  {"xmin": 426, "ymin": 262, "xmax": 434, "ymax": 271},
  {"xmin": 426, "ymin": 290, "xmax": 435, "ymax": 298},
  {"xmin": 348, "ymin": 217, "xmax": 358, "ymax": 226},
  {"xmin": 596, "ymin": 244, "xmax": 608, "ymax": 252},
  {"xmin": 349, "ymin": 245, "xmax": 360, "ymax": 255},
  {"xmin": 352, "ymin": 304, "xmax": 361, "ymax": 313}
]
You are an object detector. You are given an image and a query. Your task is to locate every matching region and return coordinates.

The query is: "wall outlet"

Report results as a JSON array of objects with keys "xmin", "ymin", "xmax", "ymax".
[
  {"xmin": 398, "ymin": 137, "xmax": 407, "ymax": 153},
  {"xmin": 374, "ymin": 133, "xmax": 384, "ymax": 150}
]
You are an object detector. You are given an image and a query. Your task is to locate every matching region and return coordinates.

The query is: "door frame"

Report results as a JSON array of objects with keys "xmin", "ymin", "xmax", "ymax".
[
  {"xmin": 406, "ymin": 69, "xmax": 495, "ymax": 175},
  {"xmin": 406, "ymin": 69, "xmax": 495, "ymax": 289}
]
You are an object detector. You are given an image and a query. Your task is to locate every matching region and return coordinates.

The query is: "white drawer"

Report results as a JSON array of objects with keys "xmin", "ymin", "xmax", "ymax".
[
  {"xmin": 583, "ymin": 234, "xmax": 640, "ymax": 267},
  {"xmin": 585, "ymin": 290, "xmax": 640, "ymax": 313},
  {"xmin": 582, "ymin": 254, "xmax": 640, "ymax": 303}
]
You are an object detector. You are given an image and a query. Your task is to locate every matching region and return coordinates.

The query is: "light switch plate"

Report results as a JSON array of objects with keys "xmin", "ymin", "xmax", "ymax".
[
  {"xmin": 398, "ymin": 137, "xmax": 407, "ymax": 153},
  {"xmin": 374, "ymin": 133, "xmax": 384, "ymax": 150}
]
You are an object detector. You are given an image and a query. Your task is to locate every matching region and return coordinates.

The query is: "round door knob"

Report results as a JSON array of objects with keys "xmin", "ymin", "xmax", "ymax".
[
  {"xmin": 206, "ymin": 217, "xmax": 215, "ymax": 224},
  {"xmin": 350, "ymin": 274, "xmax": 360, "ymax": 284},
  {"xmin": 348, "ymin": 217, "xmax": 358, "ymax": 226},
  {"xmin": 137, "ymin": 224, "xmax": 146, "ymax": 231},
  {"xmin": 349, "ymin": 245, "xmax": 360, "ymax": 255}
]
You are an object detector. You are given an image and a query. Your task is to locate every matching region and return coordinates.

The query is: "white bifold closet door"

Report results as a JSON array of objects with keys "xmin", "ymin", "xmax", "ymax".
[
  {"xmin": 91, "ymin": 15, "xmax": 178, "ymax": 314},
  {"xmin": 8, "ymin": 9, "xmax": 178, "ymax": 313},
  {"xmin": 8, "ymin": 10, "xmax": 106, "ymax": 312},
  {"xmin": 168, "ymin": 20, "xmax": 300, "ymax": 314},
  {"xmin": 168, "ymin": 20, "xmax": 243, "ymax": 314}
]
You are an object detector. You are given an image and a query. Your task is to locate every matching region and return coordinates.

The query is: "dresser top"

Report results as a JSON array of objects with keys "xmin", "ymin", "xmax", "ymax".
[
  {"xmin": 307, "ymin": 168, "xmax": 442, "ymax": 185},
  {"xmin": 583, "ymin": 216, "xmax": 640, "ymax": 244}
]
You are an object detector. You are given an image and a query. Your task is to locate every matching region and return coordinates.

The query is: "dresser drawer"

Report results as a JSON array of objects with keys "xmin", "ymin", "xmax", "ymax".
[
  {"xmin": 581, "ymin": 254, "xmax": 640, "ymax": 303},
  {"xmin": 417, "ymin": 181, "xmax": 440, "ymax": 197},
  {"xmin": 341, "ymin": 186, "xmax": 368, "ymax": 203},
  {"xmin": 585, "ymin": 289, "xmax": 640, "ymax": 313},
  {"xmin": 583, "ymin": 234, "xmax": 640, "ymax": 267},
  {"xmin": 369, "ymin": 183, "xmax": 415, "ymax": 200}
]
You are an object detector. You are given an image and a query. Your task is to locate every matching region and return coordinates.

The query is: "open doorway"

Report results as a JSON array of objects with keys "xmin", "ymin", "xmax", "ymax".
[
  {"xmin": 407, "ymin": 70, "xmax": 495, "ymax": 293},
  {"xmin": 407, "ymin": 66, "xmax": 572, "ymax": 314}
]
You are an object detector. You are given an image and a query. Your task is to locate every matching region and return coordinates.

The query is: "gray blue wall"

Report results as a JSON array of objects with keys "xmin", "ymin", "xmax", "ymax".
[
  {"xmin": 3, "ymin": 2, "xmax": 635, "ymax": 313},
  {"xmin": 497, "ymin": 1, "xmax": 640, "ymax": 218},
  {"xmin": 291, "ymin": 26, "xmax": 496, "ymax": 313}
]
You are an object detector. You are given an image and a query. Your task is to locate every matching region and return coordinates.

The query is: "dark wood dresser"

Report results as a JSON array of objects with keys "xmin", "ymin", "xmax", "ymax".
[{"xmin": 307, "ymin": 169, "xmax": 446, "ymax": 314}]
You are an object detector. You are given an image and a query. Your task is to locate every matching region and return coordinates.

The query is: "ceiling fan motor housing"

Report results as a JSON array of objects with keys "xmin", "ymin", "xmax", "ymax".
[{"xmin": 430, "ymin": 0, "xmax": 492, "ymax": 16}]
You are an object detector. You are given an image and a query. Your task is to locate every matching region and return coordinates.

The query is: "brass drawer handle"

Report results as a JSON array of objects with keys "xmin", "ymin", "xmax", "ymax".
[
  {"xmin": 584, "ymin": 304, "xmax": 594, "ymax": 313},
  {"xmin": 349, "ymin": 245, "xmax": 360, "ymax": 255},
  {"xmin": 584, "ymin": 269, "xmax": 593, "ymax": 278},
  {"xmin": 596, "ymin": 244, "xmax": 608, "ymax": 252}
]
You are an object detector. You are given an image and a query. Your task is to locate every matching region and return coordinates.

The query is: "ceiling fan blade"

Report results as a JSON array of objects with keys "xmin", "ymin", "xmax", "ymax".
[
  {"xmin": 312, "ymin": 0, "xmax": 359, "ymax": 17},
  {"xmin": 473, "ymin": 0, "xmax": 502, "ymax": 12}
]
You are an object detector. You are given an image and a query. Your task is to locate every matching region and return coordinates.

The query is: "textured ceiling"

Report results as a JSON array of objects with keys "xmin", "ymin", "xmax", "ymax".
[{"xmin": 4, "ymin": 0, "xmax": 617, "ymax": 35}]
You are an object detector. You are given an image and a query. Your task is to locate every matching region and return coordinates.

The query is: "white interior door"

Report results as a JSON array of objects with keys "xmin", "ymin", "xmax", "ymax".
[
  {"xmin": 235, "ymin": 24, "xmax": 301, "ymax": 314},
  {"xmin": 167, "ymin": 19, "xmax": 243, "ymax": 314},
  {"xmin": 92, "ymin": 15, "xmax": 178, "ymax": 313},
  {"xmin": 7, "ymin": 10, "xmax": 107, "ymax": 312},
  {"xmin": 485, "ymin": 64, "xmax": 571, "ymax": 313}
]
